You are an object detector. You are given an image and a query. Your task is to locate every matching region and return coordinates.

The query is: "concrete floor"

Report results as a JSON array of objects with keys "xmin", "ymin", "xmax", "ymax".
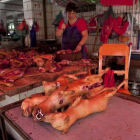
[{"xmin": 0, "ymin": 129, "xmax": 15, "ymax": 140}]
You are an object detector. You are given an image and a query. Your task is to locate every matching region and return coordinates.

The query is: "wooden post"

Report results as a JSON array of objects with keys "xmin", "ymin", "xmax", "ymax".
[{"xmin": 43, "ymin": 0, "xmax": 47, "ymax": 39}]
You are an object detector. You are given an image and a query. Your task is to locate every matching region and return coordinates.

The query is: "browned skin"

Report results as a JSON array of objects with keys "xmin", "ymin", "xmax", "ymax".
[
  {"xmin": 42, "ymin": 81, "xmax": 126, "ymax": 134},
  {"xmin": 10, "ymin": 59, "xmax": 23, "ymax": 68},
  {"xmin": 62, "ymin": 74, "xmax": 103, "ymax": 96},
  {"xmin": 39, "ymin": 60, "xmax": 57, "ymax": 73},
  {"xmin": 21, "ymin": 93, "xmax": 49, "ymax": 117},
  {"xmin": 33, "ymin": 57, "xmax": 45, "ymax": 67},
  {"xmin": 42, "ymin": 71, "xmax": 87, "ymax": 96},
  {"xmin": 32, "ymin": 68, "xmax": 110, "ymax": 121}
]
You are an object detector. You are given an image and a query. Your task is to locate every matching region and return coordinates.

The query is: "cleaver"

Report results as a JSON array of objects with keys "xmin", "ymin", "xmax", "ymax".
[{"xmin": 63, "ymin": 11, "xmax": 68, "ymax": 25}]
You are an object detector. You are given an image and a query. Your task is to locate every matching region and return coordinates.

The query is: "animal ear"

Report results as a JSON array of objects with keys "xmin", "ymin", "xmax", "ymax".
[
  {"xmin": 43, "ymin": 113, "xmax": 53, "ymax": 122},
  {"xmin": 42, "ymin": 81, "xmax": 46, "ymax": 86},
  {"xmin": 63, "ymin": 90, "xmax": 75, "ymax": 95},
  {"xmin": 56, "ymin": 82, "xmax": 61, "ymax": 88},
  {"xmin": 64, "ymin": 115, "xmax": 70, "ymax": 124},
  {"xmin": 52, "ymin": 83, "xmax": 57, "ymax": 87},
  {"xmin": 71, "ymin": 96, "xmax": 82, "ymax": 107},
  {"xmin": 24, "ymin": 94, "xmax": 28, "ymax": 98}
]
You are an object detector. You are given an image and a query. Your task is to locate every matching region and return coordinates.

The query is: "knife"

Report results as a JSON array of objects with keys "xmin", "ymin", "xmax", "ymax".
[{"xmin": 63, "ymin": 11, "xmax": 68, "ymax": 25}]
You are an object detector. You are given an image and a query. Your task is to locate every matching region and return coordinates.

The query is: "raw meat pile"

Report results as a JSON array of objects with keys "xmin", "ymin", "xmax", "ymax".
[
  {"xmin": 0, "ymin": 49, "xmax": 39, "ymax": 86},
  {"xmin": 0, "ymin": 48, "xmax": 96, "ymax": 87}
]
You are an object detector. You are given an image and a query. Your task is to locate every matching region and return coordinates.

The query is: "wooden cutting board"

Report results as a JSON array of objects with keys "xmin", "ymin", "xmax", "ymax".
[
  {"xmin": 23, "ymin": 67, "xmax": 44, "ymax": 77},
  {"xmin": 0, "ymin": 65, "xmax": 90, "ymax": 96},
  {"xmin": 0, "ymin": 90, "xmax": 5, "ymax": 101}
]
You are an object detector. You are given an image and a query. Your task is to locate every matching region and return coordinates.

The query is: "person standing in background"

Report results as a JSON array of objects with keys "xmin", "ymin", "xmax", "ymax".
[
  {"xmin": 56, "ymin": 2, "xmax": 88, "ymax": 58},
  {"xmin": 0, "ymin": 23, "xmax": 6, "ymax": 41}
]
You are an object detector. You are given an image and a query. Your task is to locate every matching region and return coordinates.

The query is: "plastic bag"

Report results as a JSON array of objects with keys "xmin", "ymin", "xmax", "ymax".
[
  {"xmin": 98, "ymin": 6, "xmax": 115, "ymax": 27},
  {"xmin": 17, "ymin": 19, "xmax": 28, "ymax": 31},
  {"xmin": 32, "ymin": 20, "xmax": 40, "ymax": 32},
  {"xmin": 109, "ymin": 30, "xmax": 119, "ymax": 39},
  {"xmin": 88, "ymin": 15, "xmax": 98, "ymax": 31},
  {"xmin": 113, "ymin": 16, "xmax": 129, "ymax": 35},
  {"xmin": 103, "ymin": 70, "xmax": 115, "ymax": 88},
  {"xmin": 100, "ymin": 15, "xmax": 116, "ymax": 43},
  {"xmin": 118, "ymin": 35, "xmax": 130, "ymax": 42},
  {"xmin": 17, "ymin": 23, "xmax": 24, "ymax": 30},
  {"xmin": 123, "ymin": 13, "xmax": 131, "ymax": 36},
  {"xmin": 25, "ymin": 34, "xmax": 31, "ymax": 47},
  {"xmin": 52, "ymin": 11, "xmax": 63, "ymax": 26}
]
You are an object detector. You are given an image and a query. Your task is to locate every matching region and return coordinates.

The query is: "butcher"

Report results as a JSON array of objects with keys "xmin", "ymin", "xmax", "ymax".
[{"xmin": 56, "ymin": 2, "xmax": 88, "ymax": 58}]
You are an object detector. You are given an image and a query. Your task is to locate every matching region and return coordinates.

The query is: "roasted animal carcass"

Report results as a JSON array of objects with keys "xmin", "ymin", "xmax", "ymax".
[
  {"xmin": 39, "ymin": 60, "xmax": 57, "ymax": 73},
  {"xmin": 10, "ymin": 59, "xmax": 23, "ymax": 68},
  {"xmin": 21, "ymin": 92, "xmax": 49, "ymax": 117},
  {"xmin": 33, "ymin": 57, "xmax": 45, "ymax": 67},
  {"xmin": 32, "ymin": 68, "xmax": 110, "ymax": 121},
  {"xmin": 26, "ymin": 50, "xmax": 39, "ymax": 57},
  {"xmin": 42, "ymin": 81, "xmax": 126, "ymax": 134},
  {"xmin": 57, "ymin": 60, "xmax": 72, "ymax": 68},
  {"xmin": 39, "ymin": 54, "xmax": 55, "ymax": 60},
  {"xmin": 0, "ymin": 49, "xmax": 16, "ymax": 59},
  {"xmin": 42, "ymin": 71, "xmax": 87, "ymax": 96},
  {"xmin": 33, "ymin": 54, "xmax": 55, "ymax": 68}
]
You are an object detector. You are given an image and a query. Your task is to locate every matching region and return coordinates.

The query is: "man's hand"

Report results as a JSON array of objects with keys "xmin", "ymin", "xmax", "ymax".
[
  {"xmin": 56, "ymin": 23, "xmax": 66, "ymax": 37},
  {"xmin": 61, "ymin": 23, "xmax": 66, "ymax": 30},
  {"xmin": 73, "ymin": 44, "xmax": 82, "ymax": 52}
]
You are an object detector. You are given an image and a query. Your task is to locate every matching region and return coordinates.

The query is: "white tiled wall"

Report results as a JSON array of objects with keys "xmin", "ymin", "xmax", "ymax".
[
  {"xmin": 24, "ymin": 10, "xmax": 34, "ymax": 19},
  {"xmin": 23, "ymin": 0, "xmax": 45, "ymax": 41},
  {"xmin": 23, "ymin": 1, "xmax": 32, "ymax": 11},
  {"xmin": 0, "ymin": 86, "xmax": 43, "ymax": 107},
  {"xmin": 45, "ymin": 1, "xmax": 64, "ymax": 39}
]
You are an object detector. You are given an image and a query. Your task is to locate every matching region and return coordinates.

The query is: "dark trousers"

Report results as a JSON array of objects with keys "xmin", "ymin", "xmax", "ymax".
[{"xmin": 137, "ymin": 30, "xmax": 140, "ymax": 50}]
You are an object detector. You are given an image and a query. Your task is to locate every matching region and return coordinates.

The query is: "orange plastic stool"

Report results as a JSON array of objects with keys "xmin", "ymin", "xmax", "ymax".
[{"xmin": 99, "ymin": 44, "xmax": 131, "ymax": 95}]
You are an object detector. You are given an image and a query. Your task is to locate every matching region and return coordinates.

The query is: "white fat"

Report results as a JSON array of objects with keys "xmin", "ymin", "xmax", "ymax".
[{"xmin": 56, "ymin": 82, "xmax": 61, "ymax": 88}]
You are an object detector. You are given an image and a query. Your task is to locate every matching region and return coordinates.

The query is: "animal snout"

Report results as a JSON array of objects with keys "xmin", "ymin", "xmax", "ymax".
[{"xmin": 71, "ymin": 90, "xmax": 75, "ymax": 94}]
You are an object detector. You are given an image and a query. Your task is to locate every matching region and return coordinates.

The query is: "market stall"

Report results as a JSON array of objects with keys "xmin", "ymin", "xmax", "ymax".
[{"xmin": 0, "ymin": 0, "xmax": 140, "ymax": 140}]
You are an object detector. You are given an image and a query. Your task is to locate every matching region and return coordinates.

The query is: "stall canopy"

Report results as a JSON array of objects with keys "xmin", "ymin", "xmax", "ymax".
[
  {"xmin": 48, "ymin": 0, "xmax": 99, "ymax": 6},
  {"xmin": 100, "ymin": 0, "xmax": 138, "ymax": 6},
  {"xmin": 48, "ymin": 0, "xmax": 99, "ymax": 12},
  {"xmin": 48, "ymin": 0, "xmax": 139, "ymax": 11},
  {"xmin": 48, "ymin": 0, "xmax": 138, "ymax": 6}
]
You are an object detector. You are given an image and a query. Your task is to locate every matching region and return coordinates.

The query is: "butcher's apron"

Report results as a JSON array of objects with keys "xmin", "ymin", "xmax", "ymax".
[{"xmin": 62, "ymin": 19, "xmax": 87, "ymax": 58}]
